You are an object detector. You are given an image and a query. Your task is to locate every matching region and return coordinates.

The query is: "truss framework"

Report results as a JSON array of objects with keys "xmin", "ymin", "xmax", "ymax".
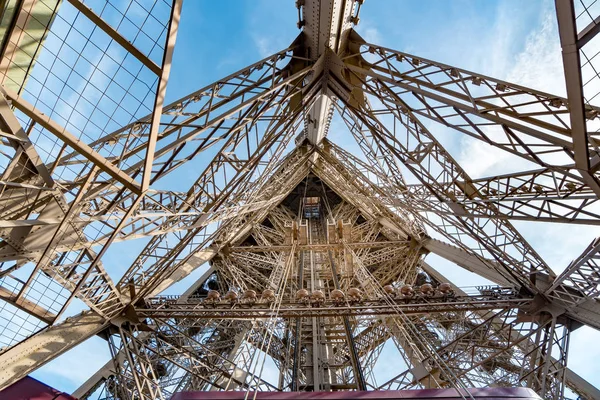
[{"xmin": 0, "ymin": 1, "xmax": 599, "ymax": 400}]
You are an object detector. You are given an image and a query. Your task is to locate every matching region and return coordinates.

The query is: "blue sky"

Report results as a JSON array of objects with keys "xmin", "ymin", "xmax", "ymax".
[{"xmin": 17, "ymin": 0, "xmax": 600, "ymax": 396}]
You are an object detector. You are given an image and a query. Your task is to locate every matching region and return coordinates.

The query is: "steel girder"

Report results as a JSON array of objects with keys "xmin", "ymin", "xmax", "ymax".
[
  {"xmin": 334, "ymin": 97, "xmax": 600, "ymax": 331},
  {"xmin": 0, "ymin": 3, "xmax": 316, "ymax": 388},
  {"xmin": 0, "ymin": 1, "xmax": 598, "ymax": 399},
  {"xmin": 0, "ymin": 310, "xmax": 107, "ymax": 390},
  {"xmin": 70, "ymin": 146, "xmax": 596, "ymax": 398}
]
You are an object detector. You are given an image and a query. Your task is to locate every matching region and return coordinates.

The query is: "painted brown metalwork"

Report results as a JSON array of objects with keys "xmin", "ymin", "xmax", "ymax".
[{"xmin": 0, "ymin": 1, "xmax": 598, "ymax": 400}]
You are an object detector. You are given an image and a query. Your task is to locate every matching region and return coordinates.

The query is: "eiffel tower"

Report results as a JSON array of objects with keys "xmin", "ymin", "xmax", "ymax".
[{"xmin": 0, "ymin": 0, "xmax": 599, "ymax": 399}]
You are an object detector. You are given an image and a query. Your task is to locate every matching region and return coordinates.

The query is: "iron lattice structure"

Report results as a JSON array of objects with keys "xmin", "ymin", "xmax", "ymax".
[{"xmin": 0, "ymin": 0, "xmax": 598, "ymax": 399}]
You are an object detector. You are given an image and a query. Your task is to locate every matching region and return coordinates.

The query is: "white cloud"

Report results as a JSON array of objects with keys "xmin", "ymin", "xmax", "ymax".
[
  {"xmin": 442, "ymin": 0, "xmax": 600, "ymax": 387},
  {"xmin": 457, "ymin": 2, "xmax": 564, "ymax": 178},
  {"xmin": 505, "ymin": 9, "xmax": 565, "ymax": 94},
  {"xmin": 254, "ymin": 36, "xmax": 276, "ymax": 58},
  {"xmin": 360, "ymin": 0, "xmax": 600, "ymax": 389},
  {"xmin": 17, "ymin": 0, "xmax": 600, "ymax": 395},
  {"xmin": 362, "ymin": 25, "xmax": 381, "ymax": 44},
  {"xmin": 30, "ymin": 335, "xmax": 112, "ymax": 393}
]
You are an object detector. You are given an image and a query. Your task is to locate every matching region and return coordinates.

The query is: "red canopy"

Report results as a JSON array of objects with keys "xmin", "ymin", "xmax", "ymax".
[
  {"xmin": 0, "ymin": 376, "xmax": 77, "ymax": 400},
  {"xmin": 170, "ymin": 388, "xmax": 541, "ymax": 400}
]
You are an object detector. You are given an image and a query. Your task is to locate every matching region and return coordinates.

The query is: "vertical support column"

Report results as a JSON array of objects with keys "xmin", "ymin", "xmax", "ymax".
[
  {"xmin": 311, "ymin": 316, "xmax": 320, "ymax": 391},
  {"xmin": 292, "ymin": 250, "xmax": 304, "ymax": 391},
  {"xmin": 541, "ymin": 318, "xmax": 571, "ymax": 400},
  {"xmin": 109, "ymin": 323, "xmax": 164, "ymax": 400},
  {"xmin": 539, "ymin": 318, "xmax": 558, "ymax": 397},
  {"xmin": 306, "ymin": 216, "xmax": 320, "ymax": 391},
  {"xmin": 279, "ymin": 326, "xmax": 291, "ymax": 390},
  {"xmin": 523, "ymin": 315, "xmax": 572, "ymax": 400},
  {"xmin": 325, "ymin": 216, "xmax": 366, "ymax": 390},
  {"xmin": 106, "ymin": 328, "xmax": 129, "ymax": 400},
  {"xmin": 220, "ymin": 328, "xmax": 249, "ymax": 391}
]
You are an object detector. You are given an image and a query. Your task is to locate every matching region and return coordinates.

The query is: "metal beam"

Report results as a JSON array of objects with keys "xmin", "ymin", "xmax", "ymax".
[
  {"xmin": 0, "ymin": 87, "xmax": 142, "ymax": 193},
  {"xmin": 298, "ymin": 0, "xmax": 359, "ymax": 144},
  {"xmin": 0, "ymin": 311, "xmax": 107, "ymax": 391},
  {"xmin": 141, "ymin": 0, "xmax": 182, "ymax": 191},
  {"xmin": 555, "ymin": 0, "xmax": 597, "ymax": 185},
  {"xmin": 140, "ymin": 294, "xmax": 530, "ymax": 320},
  {"xmin": 0, "ymin": 285, "xmax": 55, "ymax": 323},
  {"xmin": 423, "ymin": 238, "xmax": 512, "ymax": 286},
  {"xmin": 423, "ymin": 263, "xmax": 600, "ymax": 400},
  {"xmin": 345, "ymin": 36, "xmax": 600, "ymax": 198},
  {"xmin": 2, "ymin": 1, "xmax": 600, "ymax": 397},
  {"xmin": 65, "ymin": 0, "xmax": 162, "ymax": 76}
]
